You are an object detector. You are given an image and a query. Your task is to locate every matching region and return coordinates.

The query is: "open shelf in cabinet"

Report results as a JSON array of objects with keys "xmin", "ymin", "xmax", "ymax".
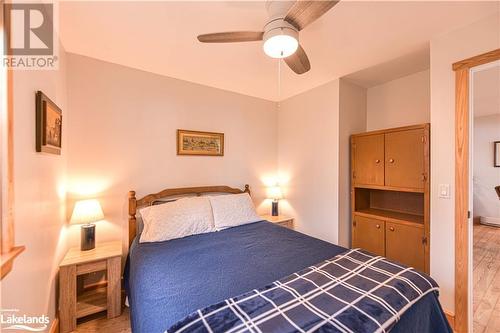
[{"xmin": 354, "ymin": 187, "xmax": 424, "ymax": 226}]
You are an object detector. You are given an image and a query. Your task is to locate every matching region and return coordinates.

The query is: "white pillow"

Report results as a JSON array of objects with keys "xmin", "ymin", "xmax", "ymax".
[
  {"xmin": 139, "ymin": 196, "xmax": 215, "ymax": 243},
  {"xmin": 209, "ymin": 193, "xmax": 262, "ymax": 230}
]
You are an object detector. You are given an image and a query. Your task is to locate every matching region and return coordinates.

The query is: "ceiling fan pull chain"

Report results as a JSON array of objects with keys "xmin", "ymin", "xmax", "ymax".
[{"xmin": 278, "ymin": 58, "xmax": 282, "ymax": 108}]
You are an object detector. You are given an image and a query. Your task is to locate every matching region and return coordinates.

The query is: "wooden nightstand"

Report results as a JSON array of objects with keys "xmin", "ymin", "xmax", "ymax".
[
  {"xmin": 261, "ymin": 215, "xmax": 294, "ymax": 229},
  {"xmin": 59, "ymin": 241, "xmax": 122, "ymax": 333}
]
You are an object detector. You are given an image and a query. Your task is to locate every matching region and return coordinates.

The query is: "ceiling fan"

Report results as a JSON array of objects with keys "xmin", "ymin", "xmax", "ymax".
[{"xmin": 197, "ymin": 1, "xmax": 339, "ymax": 75}]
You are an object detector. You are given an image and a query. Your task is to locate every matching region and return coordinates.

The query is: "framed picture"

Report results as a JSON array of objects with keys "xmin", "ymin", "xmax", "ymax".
[
  {"xmin": 177, "ymin": 129, "xmax": 224, "ymax": 156},
  {"xmin": 36, "ymin": 91, "xmax": 62, "ymax": 155},
  {"xmin": 495, "ymin": 141, "xmax": 500, "ymax": 167}
]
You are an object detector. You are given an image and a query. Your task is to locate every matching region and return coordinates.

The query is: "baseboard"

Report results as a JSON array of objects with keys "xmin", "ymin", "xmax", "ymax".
[
  {"xmin": 49, "ymin": 317, "xmax": 59, "ymax": 333},
  {"xmin": 444, "ymin": 311, "xmax": 455, "ymax": 331},
  {"xmin": 479, "ymin": 216, "xmax": 500, "ymax": 227}
]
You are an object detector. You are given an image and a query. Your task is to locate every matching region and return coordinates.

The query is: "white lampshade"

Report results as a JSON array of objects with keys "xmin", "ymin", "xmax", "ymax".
[
  {"xmin": 70, "ymin": 199, "xmax": 104, "ymax": 225},
  {"xmin": 268, "ymin": 186, "xmax": 283, "ymax": 200},
  {"xmin": 263, "ymin": 28, "xmax": 298, "ymax": 59}
]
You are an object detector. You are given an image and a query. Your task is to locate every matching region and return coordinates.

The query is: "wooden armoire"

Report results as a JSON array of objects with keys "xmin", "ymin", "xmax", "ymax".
[{"xmin": 351, "ymin": 123, "xmax": 430, "ymax": 273}]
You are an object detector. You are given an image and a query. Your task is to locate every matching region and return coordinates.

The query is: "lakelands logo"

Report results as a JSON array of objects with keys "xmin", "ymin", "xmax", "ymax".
[
  {"xmin": 3, "ymin": 2, "xmax": 59, "ymax": 69},
  {"xmin": 0, "ymin": 309, "xmax": 50, "ymax": 332}
]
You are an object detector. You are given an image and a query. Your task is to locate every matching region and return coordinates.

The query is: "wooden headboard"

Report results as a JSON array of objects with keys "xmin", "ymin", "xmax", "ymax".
[{"xmin": 128, "ymin": 185, "xmax": 250, "ymax": 247}]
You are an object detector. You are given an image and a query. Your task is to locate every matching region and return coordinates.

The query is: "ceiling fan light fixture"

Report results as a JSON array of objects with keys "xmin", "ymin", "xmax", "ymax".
[{"xmin": 263, "ymin": 27, "xmax": 298, "ymax": 59}]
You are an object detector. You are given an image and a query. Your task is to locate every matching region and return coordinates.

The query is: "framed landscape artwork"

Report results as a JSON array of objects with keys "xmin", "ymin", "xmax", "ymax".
[
  {"xmin": 36, "ymin": 91, "xmax": 62, "ymax": 155},
  {"xmin": 495, "ymin": 141, "xmax": 500, "ymax": 167},
  {"xmin": 177, "ymin": 130, "xmax": 224, "ymax": 156}
]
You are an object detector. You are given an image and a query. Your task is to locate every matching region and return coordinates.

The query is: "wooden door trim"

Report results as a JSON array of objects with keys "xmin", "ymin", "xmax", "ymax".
[
  {"xmin": 454, "ymin": 67, "xmax": 470, "ymax": 333},
  {"xmin": 453, "ymin": 48, "xmax": 500, "ymax": 333},
  {"xmin": 453, "ymin": 48, "xmax": 500, "ymax": 71}
]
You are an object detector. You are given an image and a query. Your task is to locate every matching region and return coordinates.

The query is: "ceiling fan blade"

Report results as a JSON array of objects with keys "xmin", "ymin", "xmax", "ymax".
[
  {"xmin": 197, "ymin": 31, "xmax": 264, "ymax": 43},
  {"xmin": 284, "ymin": 44, "xmax": 311, "ymax": 75},
  {"xmin": 284, "ymin": 0, "xmax": 339, "ymax": 31}
]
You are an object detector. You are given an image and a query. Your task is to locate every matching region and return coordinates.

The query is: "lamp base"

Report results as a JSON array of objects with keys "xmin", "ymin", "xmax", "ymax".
[
  {"xmin": 272, "ymin": 201, "xmax": 279, "ymax": 216},
  {"xmin": 81, "ymin": 224, "xmax": 95, "ymax": 251}
]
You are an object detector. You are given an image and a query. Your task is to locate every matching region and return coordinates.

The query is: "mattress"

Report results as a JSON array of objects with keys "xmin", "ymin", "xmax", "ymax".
[{"xmin": 125, "ymin": 221, "xmax": 451, "ymax": 333}]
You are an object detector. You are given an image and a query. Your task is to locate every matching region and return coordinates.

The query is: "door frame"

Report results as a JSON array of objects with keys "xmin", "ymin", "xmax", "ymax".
[{"xmin": 453, "ymin": 48, "xmax": 500, "ymax": 333}]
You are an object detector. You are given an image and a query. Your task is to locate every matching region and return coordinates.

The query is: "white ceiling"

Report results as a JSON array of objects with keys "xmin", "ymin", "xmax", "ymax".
[
  {"xmin": 59, "ymin": 1, "xmax": 499, "ymax": 101},
  {"xmin": 473, "ymin": 63, "xmax": 500, "ymax": 118},
  {"xmin": 343, "ymin": 46, "xmax": 430, "ymax": 88}
]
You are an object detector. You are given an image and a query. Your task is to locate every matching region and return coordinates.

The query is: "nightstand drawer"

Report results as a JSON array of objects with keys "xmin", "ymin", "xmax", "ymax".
[{"xmin": 76, "ymin": 260, "xmax": 106, "ymax": 275}]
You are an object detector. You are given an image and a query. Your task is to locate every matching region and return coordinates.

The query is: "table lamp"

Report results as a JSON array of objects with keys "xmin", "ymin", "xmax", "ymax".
[
  {"xmin": 70, "ymin": 199, "xmax": 104, "ymax": 251},
  {"xmin": 268, "ymin": 186, "xmax": 283, "ymax": 216}
]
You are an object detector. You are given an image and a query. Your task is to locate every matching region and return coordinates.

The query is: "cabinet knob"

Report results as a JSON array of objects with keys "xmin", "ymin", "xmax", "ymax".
[
  {"xmin": 389, "ymin": 158, "xmax": 395, "ymax": 163},
  {"xmin": 389, "ymin": 226, "xmax": 395, "ymax": 232},
  {"xmin": 376, "ymin": 224, "xmax": 380, "ymax": 229},
  {"xmin": 375, "ymin": 159, "xmax": 380, "ymax": 164}
]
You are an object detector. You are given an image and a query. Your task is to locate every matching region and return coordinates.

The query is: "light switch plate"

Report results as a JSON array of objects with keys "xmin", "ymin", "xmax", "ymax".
[{"xmin": 439, "ymin": 184, "xmax": 451, "ymax": 199}]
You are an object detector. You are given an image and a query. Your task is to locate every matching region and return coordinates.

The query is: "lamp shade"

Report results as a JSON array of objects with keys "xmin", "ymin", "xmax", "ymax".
[
  {"xmin": 70, "ymin": 199, "xmax": 104, "ymax": 225},
  {"xmin": 268, "ymin": 186, "xmax": 283, "ymax": 200},
  {"xmin": 263, "ymin": 32, "xmax": 298, "ymax": 59}
]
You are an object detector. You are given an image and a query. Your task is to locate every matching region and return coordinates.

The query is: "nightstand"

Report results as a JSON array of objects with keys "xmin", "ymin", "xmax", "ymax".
[
  {"xmin": 59, "ymin": 241, "xmax": 122, "ymax": 333},
  {"xmin": 261, "ymin": 215, "xmax": 294, "ymax": 229}
]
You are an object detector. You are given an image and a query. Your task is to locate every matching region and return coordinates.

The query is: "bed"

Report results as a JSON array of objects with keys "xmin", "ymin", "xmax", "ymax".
[{"xmin": 125, "ymin": 185, "xmax": 451, "ymax": 333}]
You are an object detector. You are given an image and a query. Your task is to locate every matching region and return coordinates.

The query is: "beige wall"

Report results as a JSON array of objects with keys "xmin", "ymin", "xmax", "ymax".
[
  {"xmin": 3, "ymin": 9, "xmax": 498, "ymax": 323},
  {"xmin": 367, "ymin": 70, "xmax": 430, "ymax": 131},
  {"xmin": 65, "ymin": 54, "xmax": 278, "ymax": 248},
  {"xmin": 430, "ymin": 11, "xmax": 500, "ymax": 312},
  {"xmin": 338, "ymin": 79, "xmax": 367, "ymax": 247},
  {"xmin": 1, "ymin": 46, "xmax": 69, "ymax": 327},
  {"xmin": 278, "ymin": 80, "xmax": 340, "ymax": 244},
  {"xmin": 473, "ymin": 114, "xmax": 500, "ymax": 219}
]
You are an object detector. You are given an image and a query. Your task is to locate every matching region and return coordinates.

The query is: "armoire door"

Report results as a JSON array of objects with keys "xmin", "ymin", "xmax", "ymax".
[
  {"xmin": 385, "ymin": 129, "xmax": 425, "ymax": 189},
  {"xmin": 353, "ymin": 134, "xmax": 385, "ymax": 186},
  {"xmin": 352, "ymin": 215, "xmax": 385, "ymax": 256},
  {"xmin": 385, "ymin": 222, "xmax": 425, "ymax": 272}
]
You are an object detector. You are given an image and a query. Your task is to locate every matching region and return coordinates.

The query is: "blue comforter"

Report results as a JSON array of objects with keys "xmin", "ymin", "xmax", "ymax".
[{"xmin": 125, "ymin": 221, "xmax": 450, "ymax": 333}]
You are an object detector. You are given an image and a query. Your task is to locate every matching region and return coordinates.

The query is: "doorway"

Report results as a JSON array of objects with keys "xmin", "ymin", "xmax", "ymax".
[
  {"xmin": 470, "ymin": 60, "xmax": 500, "ymax": 332},
  {"xmin": 454, "ymin": 49, "xmax": 500, "ymax": 333}
]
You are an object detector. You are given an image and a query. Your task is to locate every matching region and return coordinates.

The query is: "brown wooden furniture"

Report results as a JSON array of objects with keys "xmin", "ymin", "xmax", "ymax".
[
  {"xmin": 351, "ymin": 124, "xmax": 430, "ymax": 273},
  {"xmin": 260, "ymin": 215, "xmax": 294, "ymax": 229},
  {"xmin": 453, "ymin": 48, "xmax": 500, "ymax": 333},
  {"xmin": 128, "ymin": 185, "xmax": 250, "ymax": 247},
  {"xmin": 59, "ymin": 241, "xmax": 122, "ymax": 333}
]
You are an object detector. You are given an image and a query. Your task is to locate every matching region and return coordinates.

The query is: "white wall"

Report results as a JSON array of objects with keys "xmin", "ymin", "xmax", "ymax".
[
  {"xmin": 430, "ymin": 12, "xmax": 500, "ymax": 312},
  {"xmin": 473, "ymin": 115, "xmax": 500, "ymax": 219},
  {"xmin": 278, "ymin": 80, "xmax": 340, "ymax": 244},
  {"xmin": 1, "ymin": 46, "xmax": 68, "ymax": 327},
  {"xmin": 338, "ymin": 79, "xmax": 367, "ymax": 247},
  {"xmin": 367, "ymin": 70, "xmax": 430, "ymax": 131},
  {"xmin": 65, "ymin": 54, "xmax": 278, "ymax": 248}
]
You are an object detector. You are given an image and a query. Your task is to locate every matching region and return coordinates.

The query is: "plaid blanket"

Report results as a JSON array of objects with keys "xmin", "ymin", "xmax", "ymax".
[{"xmin": 168, "ymin": 249, "xmax": 439, "ymax": 333}]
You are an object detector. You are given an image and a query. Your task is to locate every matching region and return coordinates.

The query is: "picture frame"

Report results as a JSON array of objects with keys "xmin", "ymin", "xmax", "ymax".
[
  {"xmin": 36, "ymin": 91, "xmax": 62, "ymax": 155},
  {"xmin": 177, "ymin": 129, "xmax": 224, "ymax": 156},
  {"xmin": 495, "ymin": 141, "xmax": 500, "ymax": 167}
]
